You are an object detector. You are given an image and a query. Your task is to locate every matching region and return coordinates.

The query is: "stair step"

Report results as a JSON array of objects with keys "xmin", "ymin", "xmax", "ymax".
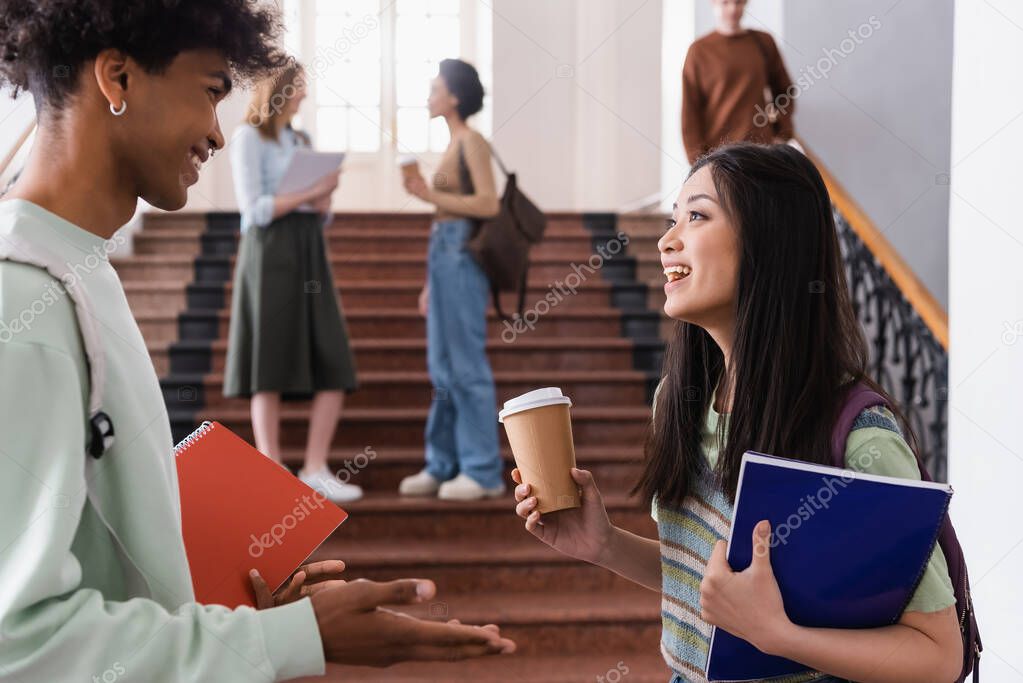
[
  {"xmin": 153, "ymin": 336, "xmax": 651, "ymax": 376},
  {"xmin": 313, "ymin": 534, "xmax": 649, "ymax": 594},
  {"xmin": 282, "ymin": 444, "xmax": 644, "ymax": 491},
  {"xmin": 123, "ymin": 279, "xmax": 623, "ymax": 313},
  {"xmin": 327, "ymin": 491, "xmax": 652, "ymax": 540},
  {"xmin": 137, "ymin": 308, "xmax": 663, "ymax": 346},
  {"xmin": 162, "ymin": 369, "xmax": 652, "ymax": 410},
  {"xmin": 111, "ymin": 253, "xmax": 633, "ymax": 285},
  {"xmin": 315, "ymin": 652, "xmax": 670, "ymax": 683},
  {"xmin": 176, "ymin": 405, "xmax": 652, "ymax": 448},
  {"xmin": 618, "ymin": 213, "xmax": 670, "ymax": 237},
  {"xmin": 140, "ymin": 211, "xmax": 604, "ymax": 233},
  {"xmin": 132, "ymin": 231, "xmax": 602, "ymax": 259}
]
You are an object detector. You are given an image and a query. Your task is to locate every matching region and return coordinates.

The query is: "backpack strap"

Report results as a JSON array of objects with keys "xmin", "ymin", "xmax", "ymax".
[
  {"xmin": 831, "ymin": 380, "xmax": 982, "ymax": 682},
  {"xmin": 0, "ymin": 236, "xmax": 115, "ymax": 458},
  {"xmin": 829, "ymin": 381, "xmax": 888, "ymax": 467}
]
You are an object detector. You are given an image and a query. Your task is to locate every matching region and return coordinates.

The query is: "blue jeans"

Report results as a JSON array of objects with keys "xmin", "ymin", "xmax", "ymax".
[{"xmin": 423, "ymin": 219, "xmax": 503, "ymax": 489}]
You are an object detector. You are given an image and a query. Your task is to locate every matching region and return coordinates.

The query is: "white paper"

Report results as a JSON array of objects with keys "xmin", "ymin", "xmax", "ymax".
[{"xmin": 277, "ymin": 149, "xmax": 345, "ymax": 195}]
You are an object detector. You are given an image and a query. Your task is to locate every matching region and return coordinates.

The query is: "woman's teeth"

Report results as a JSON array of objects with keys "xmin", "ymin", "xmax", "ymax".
[
  {"xmin": 189, "ymin": 152, "xmax": 202, "ymax": 172},
  {"xmin": 664, "ymin": 265, "xmax": 692, "ymax": 282}
]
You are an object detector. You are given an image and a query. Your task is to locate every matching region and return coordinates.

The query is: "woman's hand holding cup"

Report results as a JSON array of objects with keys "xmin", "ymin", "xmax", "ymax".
[{"xmin": 512, "ymin": 466, "xmax": 614, "ymax": 566}]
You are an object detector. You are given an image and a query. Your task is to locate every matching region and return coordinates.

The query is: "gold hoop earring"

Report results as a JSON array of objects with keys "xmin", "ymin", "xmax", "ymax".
[{"xmin": 110, "ymin": 100, "xmax": 127, "ymax": 116}]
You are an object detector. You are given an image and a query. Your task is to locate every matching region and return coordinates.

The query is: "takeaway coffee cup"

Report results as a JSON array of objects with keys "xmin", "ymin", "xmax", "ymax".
[
  {"xmin": 398, "ymin": 154, "xmax": 420, "ymax": 183},
  {"xmin": 498, "ymin": 387, "xmax": 580, "ymax": 514}
]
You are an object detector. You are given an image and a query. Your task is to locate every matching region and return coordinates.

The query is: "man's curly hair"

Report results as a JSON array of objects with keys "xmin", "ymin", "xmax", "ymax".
[{"xmin": 0, "ymin": 0, "xmax": 289, "ymax": 109}]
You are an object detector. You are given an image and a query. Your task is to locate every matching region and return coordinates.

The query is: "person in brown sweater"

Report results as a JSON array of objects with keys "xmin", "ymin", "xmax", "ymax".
[{"xmin": 681, "ymin": 0, "xmax": 795, "ymax": 164}]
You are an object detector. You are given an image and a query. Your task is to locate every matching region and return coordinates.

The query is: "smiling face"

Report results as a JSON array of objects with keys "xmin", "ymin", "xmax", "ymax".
[
  {"xmin": 114, "ymin": 49, "xmax": 230, "ymax": 210},
  {"xmin": 658, "ymin": 165, "xmax": 742, "ymax": 329}
]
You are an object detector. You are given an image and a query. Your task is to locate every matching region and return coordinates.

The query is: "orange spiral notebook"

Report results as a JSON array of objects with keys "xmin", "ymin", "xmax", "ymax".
[{"xmin": 173, "ymin": 421, "xmax": 349, "ymax": 608}]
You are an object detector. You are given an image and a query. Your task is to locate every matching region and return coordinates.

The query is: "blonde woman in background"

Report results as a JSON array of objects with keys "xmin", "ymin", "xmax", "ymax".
[{"xmin": 225, "ymin": 60, "xmax": 361, "ymax": 503}]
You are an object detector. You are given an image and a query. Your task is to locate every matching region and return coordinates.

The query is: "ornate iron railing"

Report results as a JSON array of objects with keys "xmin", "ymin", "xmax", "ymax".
[{"xmin": 834, "ymin": 209, "xmax": 949, "ymax": 481}]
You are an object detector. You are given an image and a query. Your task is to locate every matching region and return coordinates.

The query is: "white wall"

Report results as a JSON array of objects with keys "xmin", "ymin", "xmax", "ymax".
[
  {"xmin": 780, "ymin": 0, "xmax": 953, "ymax": 308},
  {"xmin": 491, "ymin": 0, "xmax": 662, "ymax": 211},
  {"xmin": 948, "ymin": 0, "xmax": 1023, "ymax": 677},
  {"xmin": 175, "ymin": 0, "xmax": 664, "ymax": 215}
]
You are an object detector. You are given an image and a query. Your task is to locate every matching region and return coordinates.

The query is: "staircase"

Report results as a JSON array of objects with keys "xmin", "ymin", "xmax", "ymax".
[{"xmin": 116, "ymin": 211, "xmax": 671, "ymax": 682}]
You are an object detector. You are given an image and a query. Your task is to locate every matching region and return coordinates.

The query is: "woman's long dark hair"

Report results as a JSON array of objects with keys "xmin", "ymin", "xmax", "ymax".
[{"xmin": 634, "ymin": 143, "xmax": 915, "ymax": 508}]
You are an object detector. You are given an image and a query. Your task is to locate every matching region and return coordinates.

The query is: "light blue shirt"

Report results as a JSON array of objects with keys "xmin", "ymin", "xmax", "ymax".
[{"xmin": 230, "ymin": 124, "xmax": 323, "ymax": 233}]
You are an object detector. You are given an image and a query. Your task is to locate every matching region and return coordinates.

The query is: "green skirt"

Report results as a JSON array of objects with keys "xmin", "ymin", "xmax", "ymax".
[{"xmin": 223, "ymin": 212, "xmax": 358, "ymax": 399}]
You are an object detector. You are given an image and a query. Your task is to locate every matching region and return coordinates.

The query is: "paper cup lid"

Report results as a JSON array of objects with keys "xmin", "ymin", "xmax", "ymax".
[
  {"xmin": 397, "ymin": 154, "xmax": 418, "ymax": 167},
  {"xmin": 498, "ymin": 387, "xmax": 572, "ymax": 422}
]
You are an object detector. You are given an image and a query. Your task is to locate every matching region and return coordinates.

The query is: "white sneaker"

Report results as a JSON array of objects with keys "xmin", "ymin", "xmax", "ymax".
[
  {"xmin": 399, "ymin": 469, "xmax": 441, "ymax": 497},
  {"xmin": 299, "ymin": 467, "xmax": 364, "ymax": 504},
  {"xmin": 437, "ymin": 473, "xmax": 506, "ymax": 501}
]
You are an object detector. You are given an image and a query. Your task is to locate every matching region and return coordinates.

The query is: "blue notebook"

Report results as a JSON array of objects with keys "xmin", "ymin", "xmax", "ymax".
[{"xmin": 706, "ymin": 451, "xmax": 952, "ymax": 682}]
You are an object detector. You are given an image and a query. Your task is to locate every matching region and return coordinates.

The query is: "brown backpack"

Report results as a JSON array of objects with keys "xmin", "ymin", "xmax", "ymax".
[{"xmin": 458, "ymin": 141, "xmax": 546, "ymax": 321}]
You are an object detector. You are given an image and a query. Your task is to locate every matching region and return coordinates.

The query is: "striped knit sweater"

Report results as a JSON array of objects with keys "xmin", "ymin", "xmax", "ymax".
[{"xmin": 654, "ymin": 406, "xmax": 903, "ymax": 682}]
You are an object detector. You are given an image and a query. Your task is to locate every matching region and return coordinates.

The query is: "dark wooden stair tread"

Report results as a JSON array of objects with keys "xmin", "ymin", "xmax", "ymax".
[
  {"xmin": 277, "ymin": 444, "xmax": 644, "ymax": 467},
  {"xmin": 140, "ymin": 307, "xmax": 627, "ymax": 322},
  {"xmin": 163, "ymin": 336, "xmax": 637, "ymax": 352},
  {"xmin": 320, "ymin": 535, "xmax": 603, "ymax": 568},
  {"xmin": 189, "ymin": 369, "xmax": 646, "ymax": 384},
  {"xmin": 316, "ymin": 653, "xmax": 670, "ymax": 683},
  {"xmin": 196, "ymin": 405, "xmax": 652, "ymax": 421},
  {"xmin": 322, "ymin": 490, "xmax": 647, "ymax": 514}
]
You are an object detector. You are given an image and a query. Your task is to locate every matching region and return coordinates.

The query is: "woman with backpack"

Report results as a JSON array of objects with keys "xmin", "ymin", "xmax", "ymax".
[
  {"xmin": 399, "ymin": 58, "xmax": 505, "ymax": 501},
  {"xmin": 512, "ymin": 143, "xmax": 973, "ymax": 682}
]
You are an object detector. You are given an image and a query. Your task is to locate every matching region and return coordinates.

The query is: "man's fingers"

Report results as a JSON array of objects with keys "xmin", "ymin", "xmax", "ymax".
[
  {"xmin": 405, "ymin": 640, "xmax": 515, "ymax": 662},
  {"xmin": 304, "ymin": 579, "xmax": 347, "ymax": 597},
  {"xmin": 349, "ymin": 578, "xmax": 436, "ymax": 610},
  {"xmin": 277, "ymin": 571, "xmax": 305, "ymax": 604},
  {"xmin": 249, "ymin": 570, "xmax": 274, "ymax": 609},
  {"xmin": 296, "ymin": 560, "xmax": 346, "ymax": 583},
  {"xmin": 396, "ymin": 618, "xmax": 509, "ymax": 648}
]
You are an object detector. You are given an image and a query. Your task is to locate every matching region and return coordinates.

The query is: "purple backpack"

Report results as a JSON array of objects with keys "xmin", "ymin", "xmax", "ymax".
[{"xmin": 831, "ymin": 382, "xmax": 981, "ymax": 682}]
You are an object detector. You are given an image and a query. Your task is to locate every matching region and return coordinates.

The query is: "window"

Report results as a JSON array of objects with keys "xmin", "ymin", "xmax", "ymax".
[{"xmin": 283, "ymin": 0, "xmax": 492, "ymax": 155}]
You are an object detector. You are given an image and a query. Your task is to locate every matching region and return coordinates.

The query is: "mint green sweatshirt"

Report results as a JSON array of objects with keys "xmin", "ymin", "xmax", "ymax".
[{"xmin": 0, "ymin": 199, "xmax": 325, "ymax": 682}]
